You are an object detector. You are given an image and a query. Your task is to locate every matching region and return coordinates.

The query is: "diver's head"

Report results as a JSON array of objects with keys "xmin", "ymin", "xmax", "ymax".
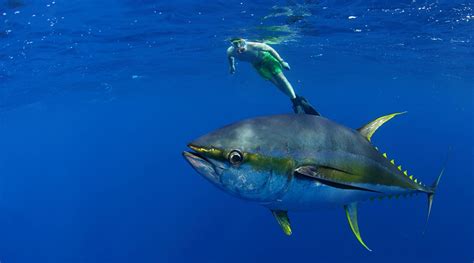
[{"xmin": 230, "ymin": 38, "xmax": 247, "ymax": 53}]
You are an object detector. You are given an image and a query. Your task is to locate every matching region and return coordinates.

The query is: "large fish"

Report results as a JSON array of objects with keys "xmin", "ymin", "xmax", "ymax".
[{"xmin": 182, "ymin": 113, "xmax": 443, "ymax": 251}]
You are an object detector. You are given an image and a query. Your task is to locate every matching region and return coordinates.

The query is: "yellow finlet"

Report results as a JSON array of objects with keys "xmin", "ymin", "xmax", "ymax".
[
  {"xmin": 390, "ymin": 159, "xmax": 395, "ymax": 165},
  {"xmin": 414, "ymin": 179, "xmax": 418, "ymax": 183},
  {"xmin": 397, "ymin": 165, "xmax": 402, "ymax": 171},
  {"xmin": 409, "ymin": 175, "xmax": 414, "ymax": 180},
  {"xmin": 382, "ymin": 153, "xmax": 387, "ymax": 158},
  {"xmin": 403, "ymin": 170, "xmax": 408, "ymax": 176}
]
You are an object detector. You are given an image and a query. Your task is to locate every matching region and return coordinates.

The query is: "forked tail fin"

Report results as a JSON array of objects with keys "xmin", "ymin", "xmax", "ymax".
[
  {"xmin": 424, "ymin": 169, "xmax": 443, "ymax": 233},
  {"xmin": 424, "ymin": 150, "xmax": 450, "ymax": 234}
]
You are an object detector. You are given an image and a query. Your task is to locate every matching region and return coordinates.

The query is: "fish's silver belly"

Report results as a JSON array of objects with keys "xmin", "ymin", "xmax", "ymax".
[
  {"xmin": 263, "ymin": 178, "xmax": 406, "ymax": 211},
  {"xmin": 263, "ymin": 180, "xmax": 370, "ymax": 210}
]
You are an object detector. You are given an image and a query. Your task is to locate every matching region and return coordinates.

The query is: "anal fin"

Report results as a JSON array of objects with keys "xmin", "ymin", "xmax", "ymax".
[
  {"xmin": 271, "ymin": 210, "xmax": 292, "ymax": 236},
  {"xmin": 344, "ymin": 203, "xmax": 372, "ymax": 251}
]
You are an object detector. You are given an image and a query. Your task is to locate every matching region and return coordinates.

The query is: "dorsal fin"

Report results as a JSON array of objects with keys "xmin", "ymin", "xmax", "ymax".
[{"xmin": 357, "ymin": 112, "xmax": 406, "ymax": 141}]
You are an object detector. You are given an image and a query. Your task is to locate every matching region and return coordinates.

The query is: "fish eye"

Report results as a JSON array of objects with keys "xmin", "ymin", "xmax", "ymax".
[{"xmin": 228, "ymin": 150, "xmax": 243, "ymax": 165}]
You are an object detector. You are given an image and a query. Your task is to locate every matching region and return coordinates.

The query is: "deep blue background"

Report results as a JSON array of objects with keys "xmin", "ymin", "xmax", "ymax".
[{"xmin": 0, "ymin": 0, "xmax": 472, "ymax": 262}]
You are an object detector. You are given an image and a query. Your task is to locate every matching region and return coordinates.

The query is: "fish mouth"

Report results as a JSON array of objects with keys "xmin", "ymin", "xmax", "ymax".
[{"xmin": 182, "ymin": 144, "xmax": 222, "ymax": 185}]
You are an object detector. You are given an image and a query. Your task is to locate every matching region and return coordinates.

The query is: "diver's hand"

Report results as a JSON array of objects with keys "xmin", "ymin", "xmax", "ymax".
[
  {"xmin": 230, "ymin": 66, "xmax": 236, "ymax": 74},
  {"xmin": 281, "ymin": 61, "xmax": 291, "ymax": 70}
]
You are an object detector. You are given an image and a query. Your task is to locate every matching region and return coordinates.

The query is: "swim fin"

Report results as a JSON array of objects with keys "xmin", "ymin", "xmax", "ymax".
[{"xmin": 291, "ymin": 95, "xmax": 320, "ymax": 116}]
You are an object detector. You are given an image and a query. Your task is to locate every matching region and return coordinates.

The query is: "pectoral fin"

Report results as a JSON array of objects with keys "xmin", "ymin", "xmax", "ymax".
[
  {"xmin": 344, "ymin": 203, "xmax": 372, "ymax": 251},
  {"xmin": 271, "ymin": 210, "xmax": 292, "ymax": 236},
  {"xmin": 294, "ymin": 166, "xmax": 380, "ymax": 193}
]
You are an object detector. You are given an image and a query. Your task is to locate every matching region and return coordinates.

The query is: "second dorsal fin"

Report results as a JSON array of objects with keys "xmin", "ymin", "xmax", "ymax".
[{"xmin": 357, "ymin": 112, "xmax": 406, "ymax": 141}]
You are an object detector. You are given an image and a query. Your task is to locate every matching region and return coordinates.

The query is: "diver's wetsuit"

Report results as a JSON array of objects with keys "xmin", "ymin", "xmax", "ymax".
[
  {"xmin": 252, "ymin": 51, "xmax": 284, "ymax": 80},
  {"xmin": 252, "ymin": 51, "xmax": 320, "ymax": 116}
]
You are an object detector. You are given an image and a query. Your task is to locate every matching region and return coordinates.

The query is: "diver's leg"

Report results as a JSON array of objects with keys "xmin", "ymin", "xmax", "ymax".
[
  {"xmin": 268, "ymin": 76, "xmax": 280, "ymax": 89},
  {"xmin": 273, "ymin": 73, "xmax": 320, "ymax": 116},
  {"xmin": 273, "ymin": 73, "xmax": 297, "ymax": 99},
  {"xmin": 268, "ymin": 75, "xmax": 303, "ymax": 113}
]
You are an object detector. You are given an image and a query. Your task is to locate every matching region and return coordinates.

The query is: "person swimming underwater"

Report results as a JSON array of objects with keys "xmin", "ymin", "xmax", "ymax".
[{"xmin": 227, "ymin": 37, "xmax": 319, "ymax": 115}]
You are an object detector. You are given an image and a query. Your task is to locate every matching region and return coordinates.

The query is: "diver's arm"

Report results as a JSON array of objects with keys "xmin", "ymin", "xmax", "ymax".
[
  {"xmin": 227, "ymin": 47, "xmax": 236, "ymax": 74},
  {"xmin": 228, "ymin": 56, "xmax": 236, "ymax": 74}
]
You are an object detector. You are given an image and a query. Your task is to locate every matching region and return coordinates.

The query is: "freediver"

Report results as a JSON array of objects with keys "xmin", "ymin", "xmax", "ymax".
[{"xmin": 227, "ymin": 37, "xmax": 319, "ymax": 115}]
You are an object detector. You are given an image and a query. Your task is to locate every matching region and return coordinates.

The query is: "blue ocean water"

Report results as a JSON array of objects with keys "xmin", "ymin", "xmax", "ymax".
[{"xmin": 0, "ymin": 0, "xmax": 472, "ymax": 262}]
